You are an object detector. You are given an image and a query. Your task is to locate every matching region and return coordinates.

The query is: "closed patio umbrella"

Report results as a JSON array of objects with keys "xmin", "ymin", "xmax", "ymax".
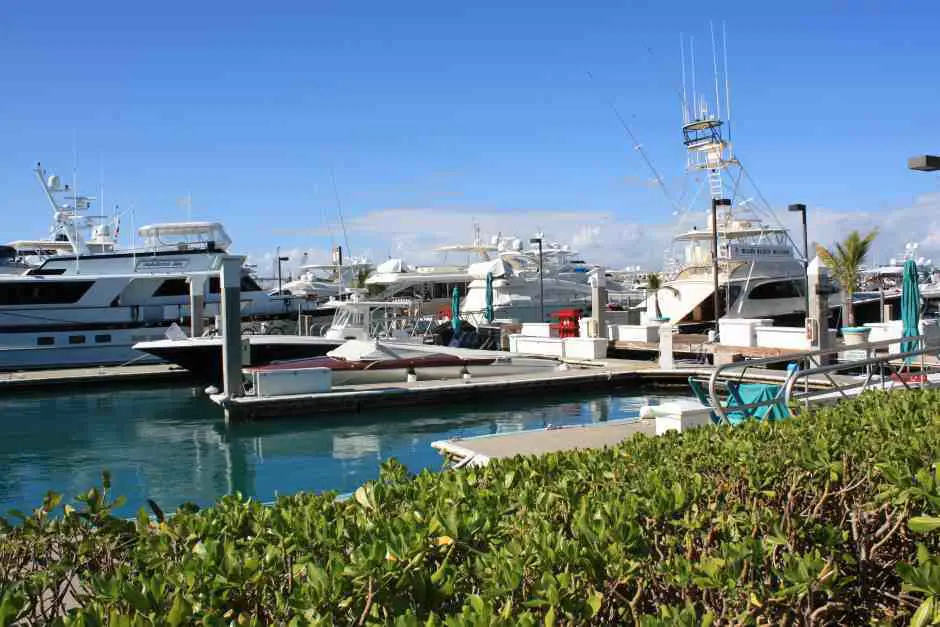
[
  {"xmin": 484, "ymin": 272, "xmax": 494, "ymax": 323},
  {"xmin": 901, "ymin": 259, "xmax": 921, "ymax": 355},
  {"xmin": 451, "ymin": 286, "xmax": 461, "ymax": 334}
]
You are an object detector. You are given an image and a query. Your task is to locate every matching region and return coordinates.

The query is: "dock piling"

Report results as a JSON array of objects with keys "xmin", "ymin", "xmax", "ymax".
[
  {"xmin": 220, "ymin": 256, "xmax": 244, "ymax": 407},
  {"xmin": 188, "ymin": 274, "xmax": 207, "ymax": 338}
]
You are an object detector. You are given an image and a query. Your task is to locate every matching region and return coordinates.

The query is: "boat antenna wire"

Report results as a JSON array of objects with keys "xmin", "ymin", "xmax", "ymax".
[
  {"xmin": 586, "ymin": 71, "xmax": 681, "ymax": 215},
  {"xmin": 330, "ymin": 167, "xmax": 352, "ymax": 258},
  {"xmin": 738, "ymin": 160, "xmax": 802, "ymax": 253}
]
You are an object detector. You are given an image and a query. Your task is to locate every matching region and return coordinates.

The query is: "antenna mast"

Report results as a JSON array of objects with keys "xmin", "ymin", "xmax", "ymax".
[
  {"xmin": 679, "ymin": 34, "xmax": 689, "ymax": 123},
  {"xmin": 710, "ymin": 21, "xmax": 721, "ymax": 120}
]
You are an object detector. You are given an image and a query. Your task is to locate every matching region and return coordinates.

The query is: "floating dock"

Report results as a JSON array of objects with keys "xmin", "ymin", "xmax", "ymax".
[
  {"xmin": 208, "ymin": 356, "xmax": 846, "ymax": 421},
  {"xmin": 211, "ymin": 360, "xmax": 698, "ymax": 420},
  {"xmin": 0, "ymin": 363, "xmax": 191, "ymax": 393},
  {"xmin": 432, "ymin": 419, "xmax": 657, "ymax": 467}
]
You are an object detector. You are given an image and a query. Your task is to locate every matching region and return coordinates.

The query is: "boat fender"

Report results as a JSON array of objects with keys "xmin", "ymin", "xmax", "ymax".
[
  {"xmin": 204, "ymin": 385, "xmax": 220, "ymax": 395},
  {"xmin": 461, "ymin": 366, "xmax": 472, "ymax": 382},
  {"xmin": 406, "ymin": 367, "xmax": 418, "ymax": 383},
  {"xmin": 557, "ymin": 363, "xmax": 570, "ymax": 372}
]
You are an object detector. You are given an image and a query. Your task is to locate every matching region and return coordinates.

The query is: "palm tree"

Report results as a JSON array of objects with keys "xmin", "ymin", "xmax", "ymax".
[
  {"xmin": 815, "ymin": 229, "xmax": 878, "ymax": 327},
  {"xmin": 645, "ymin": 273, "xmax": 677, "ymax": 321}
]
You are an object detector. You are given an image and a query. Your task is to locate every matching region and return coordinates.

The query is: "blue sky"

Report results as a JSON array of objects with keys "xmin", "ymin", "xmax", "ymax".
[{"xmin": 2, "ymin": 0, "xmax": 939, "ymax": 272}]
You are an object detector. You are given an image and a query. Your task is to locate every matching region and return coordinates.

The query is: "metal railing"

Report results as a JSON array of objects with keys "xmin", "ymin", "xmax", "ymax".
[{"xmin": 703, "ymin": 334, "xmax": 934, "ymax": 424}]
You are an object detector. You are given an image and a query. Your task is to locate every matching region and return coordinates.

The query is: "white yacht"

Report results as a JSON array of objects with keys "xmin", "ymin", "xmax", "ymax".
[
  {"xmin": 0, "ymin": 167, "xmax": 306, "ymax": 370},
  {"xmin": 459, "ymin": 255, "xmax": 594, "ymax": 324},
  {"xmin": 281, "ymin": 257, "xmax": 372, "ymax": 300},
  {"xmin": 363, "ymin": 231, "xmax": 502, "ymax": 315}
]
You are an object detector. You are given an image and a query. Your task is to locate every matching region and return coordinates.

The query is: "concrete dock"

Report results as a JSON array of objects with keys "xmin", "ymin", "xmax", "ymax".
[
  {"xmin": 432, "ymin": 419, "xmax": 657, "ymax": 467},
  {"xmin": 0, "ymin": 363, "xmax": 191, "ymax": 393},
  {"xmin": 212, "ymin": 360, "xmax": 699, "ymax": 420}
]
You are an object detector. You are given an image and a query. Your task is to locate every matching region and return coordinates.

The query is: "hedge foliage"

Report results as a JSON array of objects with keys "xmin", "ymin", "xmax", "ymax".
[{"xmin": 1, "ymin": 389, "xmax": 939, "ymax": 625}]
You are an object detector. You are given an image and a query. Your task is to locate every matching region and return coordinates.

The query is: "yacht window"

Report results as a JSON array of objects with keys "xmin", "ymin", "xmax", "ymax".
[
  {"xmin": 95, "ymin": 334, "xmax": 112, "ymax": 343},
  {"xmin": 209, "ymin": 278, "xmax": 221, "ymax": 294},
  {"xmin": 69, "ymin": 335, "xmax": 86, "ymax": 345},
  {"xmin": 152, "ymin": 279, "xmax": 189, "ymax": 297},
  {"xmin": 748, "ymin": 280, "xmax": 803, "ymax": 300},
  {"xmin": 26, "ymin": 267, "xmax": 67, "ymax": 276},
  {"xmin": 240, "ymin": 276, "xmax": 263, "ymax": 292},
  {"xmin": 37, "ymin": 336, "xmax": 54, "ymax": 346},
  {"xmin": 0, "ymin": 280, "xmax": 93, "ymax": 305}
]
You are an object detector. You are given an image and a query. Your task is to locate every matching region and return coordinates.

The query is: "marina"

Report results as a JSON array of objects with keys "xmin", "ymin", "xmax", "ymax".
[{"xmin": 2, "ymin": 4, "xmax": 940, "ymax": 622}]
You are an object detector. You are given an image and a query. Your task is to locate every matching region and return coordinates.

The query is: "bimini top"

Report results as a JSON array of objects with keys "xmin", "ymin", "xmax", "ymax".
[{"xmin": 136, "ymin": 222, "xmax": 232, "ymax": 251}]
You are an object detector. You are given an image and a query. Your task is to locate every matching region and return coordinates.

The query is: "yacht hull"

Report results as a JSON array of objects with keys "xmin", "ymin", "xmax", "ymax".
[
  {"xmin": 0, "ymin": 326, "xmax": 169, "ymax": 371},
  {"xmin": 133, "ymin": 336, "xmax": 344, "ymax": 385}
]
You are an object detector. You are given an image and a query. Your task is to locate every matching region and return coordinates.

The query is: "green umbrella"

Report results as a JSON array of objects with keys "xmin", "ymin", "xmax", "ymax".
[
  {"xmin": 451, "ymin": 286, "xmax": 461, "ymax": 334},
  {"xmin": 901, "ymin": 259, "xmax": 921, "ymax": 355},
  {"xmin": 484, "ymin": 272, "xmax": 494, "ymax": 323}
]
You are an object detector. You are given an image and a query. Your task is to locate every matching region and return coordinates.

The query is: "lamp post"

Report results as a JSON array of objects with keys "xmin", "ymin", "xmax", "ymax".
[
  {"xmin": 710, "ymin": 198, "xmax": 731, "ymax": 338},
  {"xmin": 908, "ymin": 155, "xmax": 940, "ymax": 172},
  {"xmin": 788, "ymin": 203, "xmax": 810, "ymax": 321},
  {"xmin": 530, "ymin": 237, "xmax": 544, "ymax": 322},
  {"xmin": 275, "ymin": 247, "xmax": 289, "ymax": 295}
]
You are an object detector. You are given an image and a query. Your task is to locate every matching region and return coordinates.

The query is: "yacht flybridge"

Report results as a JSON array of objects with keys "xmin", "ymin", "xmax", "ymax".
[{"xmin": 0, "ymin": 164, "xmax": 309, "ymax": 370}]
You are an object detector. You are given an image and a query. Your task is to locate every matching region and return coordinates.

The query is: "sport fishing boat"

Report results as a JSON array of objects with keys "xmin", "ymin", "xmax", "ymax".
[
  {"xmin": 247, "ymin": 339, "xmax": 562, "ymax": 388},
  {"xmin": 648, "ymin": 56, "xmax": 823, "ymax": 330}
]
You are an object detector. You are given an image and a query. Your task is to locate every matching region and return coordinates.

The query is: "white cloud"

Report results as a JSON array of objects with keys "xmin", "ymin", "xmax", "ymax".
[
  {"xmin": 779, "ymin": 192, "xmax": 940, "ymax": 265},
  {"xmin": 256, "ymin": 193, "xmax": 940, "ymax": 275},
  {"xmin": 312, "ymin": 207, "xmax": 675, "ymax": 270}
]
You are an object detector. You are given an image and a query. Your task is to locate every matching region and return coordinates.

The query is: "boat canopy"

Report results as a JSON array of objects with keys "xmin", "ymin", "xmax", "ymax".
[
  {"xmin": 375, "ymin": 258, "xmax": 406, "ymax": 274},
  {"xmin": 137, "ymin": 222, "xmax": 232, "ymax": 251},
  {"xmin": 5, "ymin": 239, "xmax": 75, "ymax": 255}
]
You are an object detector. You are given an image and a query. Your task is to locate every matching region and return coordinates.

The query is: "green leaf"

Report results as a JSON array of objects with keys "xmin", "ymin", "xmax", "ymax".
[
  {"xmin": 910, "ymin": 596, "xmax": 935, "ymax": 627},
  {"xmin": 167, "ymin": 594, "xmax": 192, "ymax": 627},
  {"xmin": 586, "ymin": 590, "xmax": 603, "ymax": 617},
  {"xmin": 909, "ymin": 516, "xmax": 940, "ymax": 534}
]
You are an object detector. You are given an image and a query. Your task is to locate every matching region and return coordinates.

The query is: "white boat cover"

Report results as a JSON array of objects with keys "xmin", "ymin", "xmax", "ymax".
[
  {"xmin": 467, "ymin": 258, "xmax": 512, "ymax": 279},
  {"xmin": 326, "ymin": 339, "xmax": 429, "ymax": 361}
]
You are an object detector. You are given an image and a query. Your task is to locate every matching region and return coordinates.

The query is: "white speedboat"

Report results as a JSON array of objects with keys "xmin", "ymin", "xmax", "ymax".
[{"xmin": 134, "ymin": 292, "xmax": 431, "ymax": 384}]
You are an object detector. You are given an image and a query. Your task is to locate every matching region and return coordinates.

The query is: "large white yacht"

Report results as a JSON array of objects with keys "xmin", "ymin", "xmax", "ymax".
[
  {"xmin": 649, "ymin": 72, "xmax": 812, "ymax": 329},
  {"xmin": 0, "ymin": 166, "xmax": 305, "ymax": 370}
]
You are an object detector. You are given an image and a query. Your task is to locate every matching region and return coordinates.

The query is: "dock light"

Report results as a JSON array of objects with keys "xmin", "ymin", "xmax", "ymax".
[
  {"xmin": 908, "ymin": 155, "xmax": 940, "ymax": 172},
  {"xmin": 530, "ymin": 237, "xmax": 545, "ymax": 322},
  {"xmin": 710, "ymin": 198, "xmax": 731, "ymax": 339},
  {"xmin": 789, "ymin": 203, "xmax": 811, "ymax": 320}
]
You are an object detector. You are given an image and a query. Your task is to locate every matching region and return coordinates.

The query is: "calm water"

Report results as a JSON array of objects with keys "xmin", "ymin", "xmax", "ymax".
[{"xmin": 0, "ymin": 384, "xmax": 687, "ymax": 517}]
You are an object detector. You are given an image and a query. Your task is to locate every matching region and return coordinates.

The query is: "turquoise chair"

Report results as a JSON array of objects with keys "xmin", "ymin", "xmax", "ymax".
[{"xmin": 688, "ymin": 377, "xmax": 789, "ymax": 425}]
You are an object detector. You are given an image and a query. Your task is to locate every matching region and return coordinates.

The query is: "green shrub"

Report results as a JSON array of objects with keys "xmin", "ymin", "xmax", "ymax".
[{"xmin": 1, "ymin": 389, "xmax": 939, "ymax": 625}]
